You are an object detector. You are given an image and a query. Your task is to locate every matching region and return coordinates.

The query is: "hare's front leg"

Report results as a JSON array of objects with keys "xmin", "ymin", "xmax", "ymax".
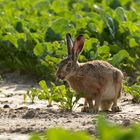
[
  {"xmin": 92, "ymin": 93, "xmax": 102, "ymax": 113},
  {"xmin": 81, "ymin": 98, "xmax": 94, "ymax": 113},
  {"xmin": 84, "ymin": 94, "xmax": 101, "ymax": 113}
]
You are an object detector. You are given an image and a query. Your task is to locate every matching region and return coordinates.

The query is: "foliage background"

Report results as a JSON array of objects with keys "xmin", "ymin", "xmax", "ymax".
[{"xmin": 0, "ymin": 0, "xmax": 140, "ymax": 82}]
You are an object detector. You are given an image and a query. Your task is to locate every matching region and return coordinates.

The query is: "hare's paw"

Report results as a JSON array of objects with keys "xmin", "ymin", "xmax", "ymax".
[
  {"xmin": 92, "ymin": 106, "xmax": 99, "ymax": 113},
  {"xmin": 85, "ymin": 107, "xmax": 99, "ymax": 113},
  {"xmin": 111, "ymin": 106, "xmax": 121, "ymax": 112},
  {"xmin": 81, "ymin": 106, "xmax": 99, "ymax": 113},
  {"xmin": 87, "ymin": 107, "xmax": 99, "ymax": 113}
]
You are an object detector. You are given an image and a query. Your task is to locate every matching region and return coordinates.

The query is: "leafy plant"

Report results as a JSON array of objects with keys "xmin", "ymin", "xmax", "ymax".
[
  {"xmin": 97, "ymin": 115, "xmax": 140, "ymax": 140},
  {"xmin": 38, "ymin": 80, "xmax": 81, "ymax": 111},
  {"xmin": 38, "ymin": 80, "xmax": 60, "ymax": 107},
  {"xmin": 51, "ymin": 83, "xmax": 82, "ymax": 111},
  {"xmin": 29, "ymin": 128, "xmax": 93, "ymax": 140},
  {"xmin": 123, "ymin": 81, "xmax": 140, "ymax": 103},
  {"xmin": 0, "ymin": 0, "xmax": 140, "ymax": 82},
  {"xmin": 24, "ymin": 87, "xmax": 40, "ymax": 104},
  {"xmin": 29, "ymin": 116, "xmax": 140, "ymax": 140}
]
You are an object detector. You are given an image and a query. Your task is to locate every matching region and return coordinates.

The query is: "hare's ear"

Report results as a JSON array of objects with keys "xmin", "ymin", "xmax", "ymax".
[
  {"xmin": 66, "ymin": 33, "xmax": 73, "ymax": 56},
  {"xmin": 72, "ymin": 35, "xmax": 84, "ymax": 61}
]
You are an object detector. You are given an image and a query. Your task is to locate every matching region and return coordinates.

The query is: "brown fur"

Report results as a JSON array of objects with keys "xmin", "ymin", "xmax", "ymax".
[{"xmin": 56, "ymin": 34, "xmax": 124, "ymax": 113}]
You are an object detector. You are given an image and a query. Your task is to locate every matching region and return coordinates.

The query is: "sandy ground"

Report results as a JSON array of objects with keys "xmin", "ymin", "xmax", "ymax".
[{"xmin": 0, "ymin": 73, "xmax": 140, "ymax": 140}]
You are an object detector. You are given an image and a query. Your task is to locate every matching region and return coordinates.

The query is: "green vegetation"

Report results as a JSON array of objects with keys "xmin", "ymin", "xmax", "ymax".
[
  {"xmin": 29, "ymin": 116, "xmax": 140, "ymax": 140},
  {"xmin": 24, "ymin": 80, "xmax": 81, "ymax": 111},
  {"xmin": 38, "ymin": 80, "xmax": 81, "ymax": 110},
  {"xmin": 0, "ymin": 0, "xmax": 139, "ymax": 82},
  {"xmin": 24, "ymin": 87, "xmax": 40, "ymax": 103},
  {"xmin": 123, "ymin": 82, "xmax": 140, "ymax": 103},
  {"xmin": 1, "ymin": 0, "xmax": 140, "ymax": 139},
  {"xmin": 30, "ymin": 128, "xmax": 93, "ymax": 140}
]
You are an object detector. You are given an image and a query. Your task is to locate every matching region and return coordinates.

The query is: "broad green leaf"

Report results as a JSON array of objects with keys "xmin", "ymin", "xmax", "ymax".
[
  {"xmin": 109, "ymin": 50, "xmax": 130, "ymax": 66},
  {"xmin": 39, "ymin": 80, "xmax": 49, "ymax": 94},
  {"xmin": 46, "ymin": 18, "xmax": 75, "ymax": 41},
  {"xmin": 2, "ymin": 34, "xmax": 18, "ymax": 48},
  {"xmin": 47, "ymin": 128, "xmax": 72, "ymax": 140},
  {"xmin": 51, "ymin": 0, "xmax": 68, "ymax": 13},
  {"xmin": 118, "ymin": 0, "xmax": 131, "ymax": 6},
  {"xmin": 34, "ymin": 43, "xmax": 48, "ymax": 57},
  {"xmin": 129, "ymin": 38, "xmax": 138, "ymax": 48},
  {"xmin": 122, "ymin": 21, "xmax": 140, "ymax": 34},
  {"xmin": 97, "ymin": 45, "xmax": 110, "ymax": 60},
  {"xmin": 84, "ymin": 38, "xmax": 99, "ymax": 52}
]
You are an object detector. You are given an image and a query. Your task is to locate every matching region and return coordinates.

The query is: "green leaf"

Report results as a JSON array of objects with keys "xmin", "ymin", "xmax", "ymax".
[
  {"xmin": 97, "ymin": 45, "xmax": 110, "ymax": 60},
  {"xmin": 47, "ymin": 128, "xmax": 92, "ymax": 140},
  {"xmin": 39, "ymin": 80, "xmax": 49, "ymax": 94},
  {"xmin": 102, "ymin": 14, "xmax": 115, "ymax": 38},
  {"xmin": 129, "ymin": 38, "xmax": 138, "ymax": 48},
  {"xmin": 29, "ymin": 133, "xmax": 41, "ymax": 140},
  {"xmin": 2, "ymin": 34, "xmax": 18, "ymax": 48},
  {"xmin": 118, "ymin": 0, "xmax": 131, "ymax": 6},
  {"xmin": 84, "ymin": 38, "xmax": 99, "ymax": 52},
  {"xmin": 38, "ymin": 91, "xmax": 49, "ymax": 100},
  {"xmin": 109, "ymin": 50, "xmax": 130, "ymax": 66},
  {"xmin": 46, "ymin": 18, "xmax": 75, "ymax": 41},
  {"xmin": 51, "ymin": 1, "xmax": 68, "ymax": 13},
  {"xmin": 34, "ymin": 43, "xmax": 48, "ymax": 57},
  {"xmin": 115, "ymin": 7, "xmax": 127, "ymax": 21},
  {"xmin": 47, "ymin": 128, "xmax": 72, "ymax": 140}
]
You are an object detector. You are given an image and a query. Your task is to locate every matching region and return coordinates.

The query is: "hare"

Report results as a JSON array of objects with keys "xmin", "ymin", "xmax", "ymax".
[{"xmin": 56, "ymin": 33, "xmax": 124, "ymax": 113}]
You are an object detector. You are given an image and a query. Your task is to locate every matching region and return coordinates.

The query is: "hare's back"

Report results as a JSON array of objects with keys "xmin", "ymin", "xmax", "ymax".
[{"xmin": 79, "ymin": 60, "xmax": 115, "ymax": 77}]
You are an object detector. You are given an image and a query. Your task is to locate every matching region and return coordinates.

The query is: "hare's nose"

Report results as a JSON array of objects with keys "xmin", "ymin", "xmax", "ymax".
[{"xmin": 57, "ymin": 74, "xmax": 64, "ymax": 80}]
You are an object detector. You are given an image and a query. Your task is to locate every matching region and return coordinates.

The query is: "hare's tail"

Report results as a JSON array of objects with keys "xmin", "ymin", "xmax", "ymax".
[
  {"xmin": 114, "ymin": 70, "xmax": 124, "ymax": 98},
  {"xmin": 100, "ymin": 100, "xmax": 112, "ymax": 111}
]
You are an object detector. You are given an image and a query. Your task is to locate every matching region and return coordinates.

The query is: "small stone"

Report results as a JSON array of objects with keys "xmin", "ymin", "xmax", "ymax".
[
  {"xmin": 3, "ymin": 104, "xmax": 10, "ymax": 108},
  {"xmin": 82, "ymin": 121, "xmax": 86, "ymax": 126},
  {"xmin": 22, "ymin": 110, "xmax": 35, "ymax": 119},
  {"xmin": 11, "ymin": 114, "xmax": 16, "ymax": 118},
  {"xmin": 87, "ymin": 127, "xmax": 95, "ymax": 134},
  {"xmin": 36, "ymin": 108, "xmax": 40, "ymax": 111},
  {"xmin": 66, "ymin": 120, "xmax": 72, "ymax": 123},
  {"xmin": 16, "ymin": 106, "xmax": 28, "ymax": 110},
  {"xmin": 73, "ymin": 114, "xmax": 79, "ymax": 118},
  {"xmin": 122, "ymin": 119, "xmax": 131, "ymax": 127}
]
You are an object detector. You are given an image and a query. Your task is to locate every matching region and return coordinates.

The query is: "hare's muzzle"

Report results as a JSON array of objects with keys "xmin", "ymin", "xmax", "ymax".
[{"xmin": 57, "ymin": 74, "xmax": 65, "ymax": 80}]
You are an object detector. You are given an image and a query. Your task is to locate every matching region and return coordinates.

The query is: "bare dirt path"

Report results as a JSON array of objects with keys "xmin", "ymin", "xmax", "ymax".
[{"xmin": 0, "ymin": 73, "xmax": 140, "ymax": 140}]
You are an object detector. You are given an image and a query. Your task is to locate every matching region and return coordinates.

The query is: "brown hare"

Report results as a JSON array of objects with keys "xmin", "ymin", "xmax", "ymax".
[{"xmin": 56, "ymin": 33, "xmax": 124, "ymax": 113}]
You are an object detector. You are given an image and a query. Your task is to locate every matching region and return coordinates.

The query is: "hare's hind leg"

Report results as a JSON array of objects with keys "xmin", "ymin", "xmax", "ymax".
[
  {"xmin": 81, "ymin": 98, "xmax": 94, "ymax": 112},
  {"xmin": 111, "ymin": 82, "xmax": 122, "ymax": 112},
  {"xmin": 87, "ymin": 93, "xmax": 102, "ymax": 113},
  {"xmin": 101, "ymin": 100, "xmax": 112, "ymax": 111},
  {"xmin": 111, "ymin": 70, "xmax": 123, "ymax": 112}
]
